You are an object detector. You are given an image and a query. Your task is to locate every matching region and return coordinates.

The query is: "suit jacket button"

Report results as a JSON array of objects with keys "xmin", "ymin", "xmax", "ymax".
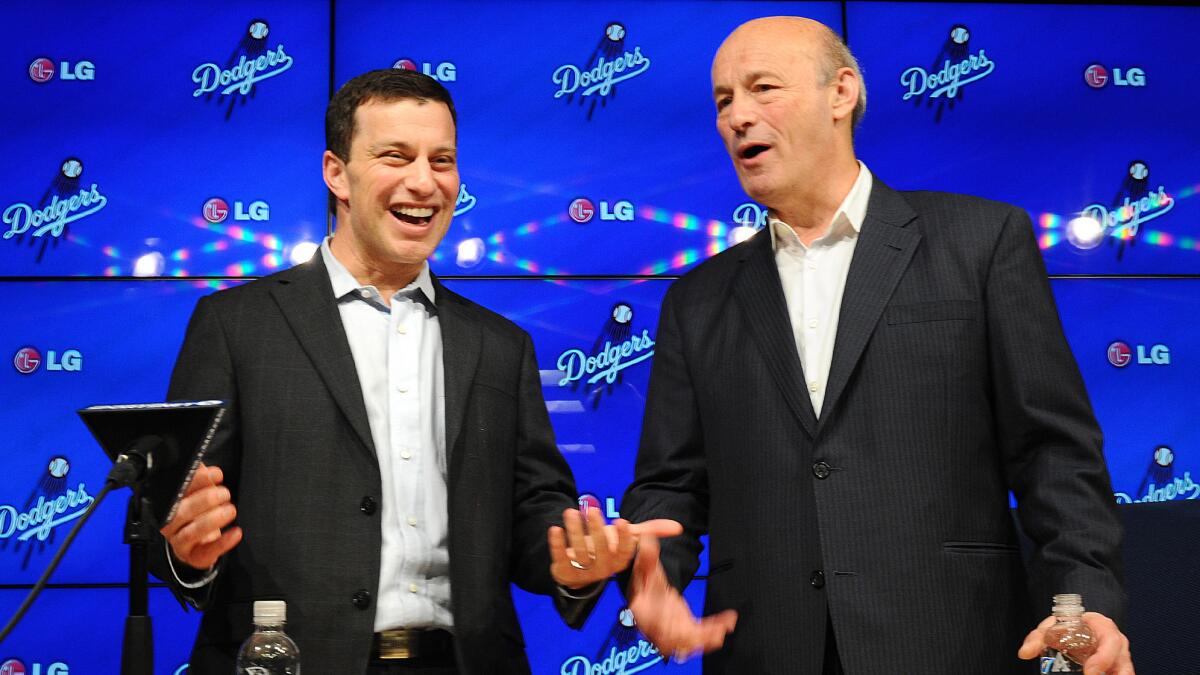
[
  {"xmin": 810, "ymin": 570, "xmax": 826, "ymax": 589},
  {"xmin": 812, "ymin": 461, "xmax": 831, "ymax": 479},
  {"xmin": 360, "ymin": 496, "xmax": 377, "ymax": 515},
  {"xmin": 352, "ymin": 589, "xmax": 372, "ymax": 609}
]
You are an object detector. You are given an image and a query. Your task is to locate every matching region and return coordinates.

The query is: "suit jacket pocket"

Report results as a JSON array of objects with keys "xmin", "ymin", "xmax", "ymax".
[
  {"xmin": 942, "ymin": 541, "xmax": 1019, "ymax": 555},
  {"xmin": 886, "ymin": 299, "xmax": 977, "ymax": 325}
]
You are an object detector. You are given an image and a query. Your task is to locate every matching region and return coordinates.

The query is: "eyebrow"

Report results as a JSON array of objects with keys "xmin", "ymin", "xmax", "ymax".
[
  {"xmin": 368, "ymin": 141, "xmax": 457, "ymax": 154},
  {"xmin": 713, "ymin": 70, "xmax": 781, "ymax": 97}
]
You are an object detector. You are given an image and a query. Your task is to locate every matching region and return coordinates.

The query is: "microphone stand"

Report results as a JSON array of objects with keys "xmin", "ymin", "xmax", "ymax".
[{"xmin": 120, "ymin": 457, "xmax": 156, "ymax": 675}]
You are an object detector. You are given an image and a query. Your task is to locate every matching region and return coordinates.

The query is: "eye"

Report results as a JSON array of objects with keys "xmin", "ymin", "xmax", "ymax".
[
  {"xmin": 715, "ymin": 96, "xmax": 732, "ymax": 111},
  {"xmin": 753, "ymin": 83, "xmax": 777, "ymax": 93}
]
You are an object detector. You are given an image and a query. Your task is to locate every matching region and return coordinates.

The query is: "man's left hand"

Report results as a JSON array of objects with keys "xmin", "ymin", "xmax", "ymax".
[
  {"xmin": 1018, "ymin": 611, "xmax": 1134, "ymax": 675},
  {"xmin": 548, "ymin": 507, "xmax": 682, "ymax": 589}
]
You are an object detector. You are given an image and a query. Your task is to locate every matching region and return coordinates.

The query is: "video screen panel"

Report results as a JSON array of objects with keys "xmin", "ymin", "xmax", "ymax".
[
  {"xmin": 1, "ymin": 3, "xmax": 329, "ymax": 278},
  {"xmin": 335, "ymin": 1, "xmax": 841, "ymax": 277},
  {"xmin": 848, "ymin": 2, "xmax": 1200, "ymax": 275},
  {"xmin": 0, "ymin": 279, "xmax": 220, "ymax": 584},
  {"xmin": 0, "ymin": 587, "xmax": 199, "ymax": 674},
  {"xmin": 1052, "ymin": 278, "xmax": 1199, "ymax": 506}
]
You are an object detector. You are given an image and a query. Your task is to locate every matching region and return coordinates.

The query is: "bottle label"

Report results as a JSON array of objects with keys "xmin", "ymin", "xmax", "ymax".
[{"xmin": 1041, "ymin": 649, "xmax": 1083, "ymax": 672}]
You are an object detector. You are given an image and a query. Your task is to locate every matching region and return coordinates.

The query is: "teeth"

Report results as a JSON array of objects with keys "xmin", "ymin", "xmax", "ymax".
[{"xmin": 393, "ymin": 206, "xmax": 434, "ymax": 218}]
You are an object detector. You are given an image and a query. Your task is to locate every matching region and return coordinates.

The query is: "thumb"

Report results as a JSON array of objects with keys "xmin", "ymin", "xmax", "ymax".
[
  {"xmin": 633, "ymin": 533, "xmax": 661, "ymax": 586},
  {"xmin": 630, "ymin": 518, "xmax": 683, "ymax": 539}
]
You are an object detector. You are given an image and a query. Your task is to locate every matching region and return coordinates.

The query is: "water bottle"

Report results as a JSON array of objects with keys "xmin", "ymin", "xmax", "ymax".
[
  {"xmin": 236, "ymin": 600, "xmax": 301, "ymax": 674},
  {"xmin": 1040, "ymin": 594, "xmax": 1096, "ymax": 673}
]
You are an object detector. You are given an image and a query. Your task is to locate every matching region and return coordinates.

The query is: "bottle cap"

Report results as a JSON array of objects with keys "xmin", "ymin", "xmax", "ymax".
[{"xmin": 253, "ymin": 600, "xmax": 287, "ymax": 625}]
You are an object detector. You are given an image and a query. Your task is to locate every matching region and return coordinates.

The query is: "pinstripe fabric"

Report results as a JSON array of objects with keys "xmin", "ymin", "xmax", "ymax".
[
  {"xmin": 623, "ymin": 177, "xmax": 1124, "ymax": 674},
  {"xmin": 152, "ymin": 254, "xmax": 587, "ymax": 674}
]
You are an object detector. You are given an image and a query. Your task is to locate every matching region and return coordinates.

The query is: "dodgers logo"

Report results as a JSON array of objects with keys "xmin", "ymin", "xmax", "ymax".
[
  {"xmin": 1116, "ymin": 445, "xmax": 1199, "ymax": 504},
  {"xmin": 556, "ymin": 303, "xmax": 655, "ymax": 409},
  {"xmin": 3, "ymin": 158, "xmax": 107, "ymax": 263},
  {"xmin": 900, "ymin": 24, "xmax": 995, "ymax": 121},
  {"xmin": 0, "ymin": 457, "xmax": 95, "ymax": 570},
  {"xmin": 453, "ymin": 183, "xmax": 476, "ymax": 217},
  {"xmin": 561, "ymin": 608, "xmax": 662, "ymax": 675},
  {"xmin": 553, "ymin": 22, "xmax": 651, "ymax": 120},
  {"xmin": 192, "ymin": 19, "xmax": 294, "ymax": 119},
  {"xmin": 1073, "ymin": 161, "xmax": 1174, "ymax": 259}
]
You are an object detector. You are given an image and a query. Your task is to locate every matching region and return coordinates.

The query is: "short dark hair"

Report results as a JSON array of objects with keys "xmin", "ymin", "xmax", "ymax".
[
  {"xmin": 326, "ymin": 68, "xmax": 457, "ymax": 161},
  {"xmin": 324, "ymin": 69, "xmax": 457, "ymax": 212}
]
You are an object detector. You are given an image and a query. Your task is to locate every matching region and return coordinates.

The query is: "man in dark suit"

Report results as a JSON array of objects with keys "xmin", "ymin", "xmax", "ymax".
[
  {"xmin": 621, "ymin": 17, "xmax": 1135, "ymax": 674},
  {"xmin": 153, "ymin": 69, "xmax": 642, "ymax": 674}
]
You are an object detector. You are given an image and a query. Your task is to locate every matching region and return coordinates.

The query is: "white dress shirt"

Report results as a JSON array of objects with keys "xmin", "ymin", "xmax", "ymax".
[
  {"xmin": 321, "ymin": 239, "xmax": 452, "ymax": 631},
  {"xmin": 770, "ymin": 161, "xmax": 873, "ymax": 418}
]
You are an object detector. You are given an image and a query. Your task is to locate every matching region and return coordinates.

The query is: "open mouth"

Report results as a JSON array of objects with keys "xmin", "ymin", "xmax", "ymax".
[
  {"xmin": 740, "ymin": 144, "xmax": 771, "ymax": 160},
  {"xmin": 390, "ymin": 206, "xmax": 435, "ymax": 226}
]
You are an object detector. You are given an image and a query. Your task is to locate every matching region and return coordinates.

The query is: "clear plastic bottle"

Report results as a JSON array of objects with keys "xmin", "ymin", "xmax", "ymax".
[
  {"xmin": 236, "ymin": 600, "xmax": 301, "ymax": 674},
  {"xmin": 1040, "ymin": 594, "xmax": 1096, "ymax": 673}
]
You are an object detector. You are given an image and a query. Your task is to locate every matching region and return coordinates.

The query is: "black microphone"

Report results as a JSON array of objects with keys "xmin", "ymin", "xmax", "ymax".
[{"xmin": 107, "ymin": 435, "xmax": 164, "ymax": 487}]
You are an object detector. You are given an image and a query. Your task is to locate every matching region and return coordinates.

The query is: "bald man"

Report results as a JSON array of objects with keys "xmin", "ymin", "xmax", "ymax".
[{"xmin": 620, "ymin": 17, "xmax": 1133, "ymax": 674}]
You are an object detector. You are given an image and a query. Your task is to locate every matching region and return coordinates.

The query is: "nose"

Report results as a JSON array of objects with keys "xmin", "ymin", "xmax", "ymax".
[
  {"xmin": 403, "ymin": 157, "xmax": 437, "ymax": 198},
  {"xmin": 724, "ymin": 93, "xmax": 758, "ymax": 134}
]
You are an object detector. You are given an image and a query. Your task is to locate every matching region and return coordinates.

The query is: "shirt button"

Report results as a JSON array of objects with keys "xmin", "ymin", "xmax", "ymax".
[
  {"xmin": 351, "ymin": 589, "xmax": 372, "ymax": 609},
  {"xmin": 397, "ymin": 385, "xmax": 409, "ymax": 393},
  {"xmin": 396, "ymin": 323, "xmax": 407, "ymax": 334},
  {"xmin": 808, "ymin": 319, "xmax": 818, "ymax": 329},
  {"xmin": 409, "ymin": 583, "xmax": 419, "ymax": 594},
  {"xmin": 359, "ymin": 496, "xmax": 377, "ymax": 515},
  {"xmin": 407, "ymin": 515, "xmax": 418, "ymax": 527},
  {"xmin": 808, "ymin": 381, "xmax": 819, "ymax": 393},
  {"xmin": 399, "ymin": 448, "xmax": 412, "ymax": 460},
  {"xmin": 810, "ymin": 570, "xmax": 826, "ymax": 589},
  {"xmin": 812, "ymin": 461, "xmax": 831, "ymax": 479},
  {"xmin": 807, "ymin": 264, "xmax": 817, "ymax": 272},
  {"xmin": 358, "ymin": 289, "xmax": 370, "ymax": 299}
]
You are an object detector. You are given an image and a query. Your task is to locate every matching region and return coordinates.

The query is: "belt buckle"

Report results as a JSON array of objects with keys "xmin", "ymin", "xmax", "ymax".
[{"xmin": 378, "ymin": 628, "xmax": 415, "ymax": 660}]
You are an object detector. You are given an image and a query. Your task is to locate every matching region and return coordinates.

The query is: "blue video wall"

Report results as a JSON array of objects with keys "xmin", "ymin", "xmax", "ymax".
[{"xmin": 2, "ymin": 1, "xmax": 1197, "ymax": 672}]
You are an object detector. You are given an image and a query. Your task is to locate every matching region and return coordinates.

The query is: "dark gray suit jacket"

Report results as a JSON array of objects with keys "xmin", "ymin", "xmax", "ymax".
[
  {"xmin": 622, "ymin": 178, "xmax": 1125, "ymax": 674},
  {"xmin": 155, "ymin": 254, "xmax": 588, "ymax": 673}
]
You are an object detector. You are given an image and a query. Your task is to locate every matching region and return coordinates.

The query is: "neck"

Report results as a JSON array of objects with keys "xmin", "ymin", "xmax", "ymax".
[
  {"xmin": 329, "ymin": 234, "xmax": 420, "ymax": 304},
  {"xmin": 770, "ymin": 155, "xmax": 860, "ymax": 246}
]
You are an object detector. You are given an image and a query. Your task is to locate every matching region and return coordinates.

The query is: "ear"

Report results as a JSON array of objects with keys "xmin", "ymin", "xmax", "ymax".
[
  {"xmin": 829, "ymin": 67, "xmax": 860, "ymax": 124},
  {"xmin": 322, "ymin": 150, "xmax": 350, "ymax": 204}
]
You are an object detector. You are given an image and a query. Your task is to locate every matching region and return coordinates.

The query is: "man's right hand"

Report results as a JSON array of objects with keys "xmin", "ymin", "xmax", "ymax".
[
  {"xmin": 159, "ymin": 463, "xmax": 242, "ymax": 570},
  {"xmin": 629, "ymin": 532, "xmax": 738, "ymax": 663}
]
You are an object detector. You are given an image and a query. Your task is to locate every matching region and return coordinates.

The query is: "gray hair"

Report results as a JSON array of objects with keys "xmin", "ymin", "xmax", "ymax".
[{"xmin": 817, "ymin": 29, "xmax": 867, "ymax": 130}]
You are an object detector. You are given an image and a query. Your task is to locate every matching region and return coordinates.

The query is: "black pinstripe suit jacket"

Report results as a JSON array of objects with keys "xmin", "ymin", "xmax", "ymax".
[
  {"xmin": 622, "ymin": 177, "xmax": 1125, "ymax": 674},
  {"xmin": 153, "ymin": 253, "xmax": 588, "ymax": 674}
]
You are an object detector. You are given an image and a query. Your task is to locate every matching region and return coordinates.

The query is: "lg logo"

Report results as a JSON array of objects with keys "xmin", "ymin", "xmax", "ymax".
[
  {"xmin": 393, "ymin": 58, "xmax": 456, "ymax": 82},
  {"xmin": 1107, "ymin": 341, "xmax": 1169, "ymax": 367},
  {"xmin": 28, "ymin": 58, "xmax": 95, "ymax": 83},
  {"xmin": 13, "ymin": 347, "xmax": 83, "ymax": 374},
  {"xmin": 568, "ymin": 198, "xmax": 634, "ymax": 224},
  {"xmin": 202, "ymin": 197, "xmax": 269, "ymax": 223},
  {"xmin": 1084, "ymin": 64, "xmax": 1146, "ymax": 89}
]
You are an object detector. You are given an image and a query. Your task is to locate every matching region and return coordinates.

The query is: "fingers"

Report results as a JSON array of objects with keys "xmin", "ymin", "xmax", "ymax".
[
  {"xmin": 1017, "ymin": 614, "xmax": 1057, "ymax": 659},
  {"xmin": 182, "ymin": 463, "xmax": 223, "ymax": 497},
  {"xmin": 161, "ymin": 482, "xmax": 238, "ymax": 569},
  {"xmin": 1082, "ymin": 613, "xmax": 1134, "ymax": 675}
]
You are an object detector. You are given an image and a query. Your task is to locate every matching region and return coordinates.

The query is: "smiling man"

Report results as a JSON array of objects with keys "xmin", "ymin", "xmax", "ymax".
[
  {"xmin": 152, "ymin": 69, "xmax": 634, "ymax": 674},
  {"xmin": 620, "ymin": 16, "xmax": 1134, "ymax": 675}
]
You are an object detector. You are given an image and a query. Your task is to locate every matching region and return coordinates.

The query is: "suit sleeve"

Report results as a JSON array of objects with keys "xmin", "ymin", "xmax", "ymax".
[
  {"xmin": 507, "ymin": 332, "xmax": 599, "ymax": 628},
  {"xmin": 620, "ymin": 283, "xmax": 708, "ymax": 592},
  {"xmin": 985, "ymin": 207, "xmax": 1126, "ymax": 624},
  {"xmin": 149, "ymin": 294, "xmax": 242, "ymax": 610}
]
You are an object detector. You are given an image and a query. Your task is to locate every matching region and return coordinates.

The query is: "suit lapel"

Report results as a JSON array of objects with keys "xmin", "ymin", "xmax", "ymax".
[
  {"xmin": 819, "ymin": 179, "xmax": 920, "ymax": 431},
  {"xmin": 431, "ymin": 276, "xmax": 480, "ymax": 469},
  {"xmin": 269, "ymin": 255, "xmax": 376, "ymax": 457},
  {"xmin": 733, "ymin": 230, "xmax": 819, "ymax": 438}
]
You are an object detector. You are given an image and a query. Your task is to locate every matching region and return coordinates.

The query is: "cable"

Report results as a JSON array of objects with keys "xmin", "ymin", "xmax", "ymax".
[{"xmin": 0, "ymin": 479, "xmax": 118, "ymax": 644}]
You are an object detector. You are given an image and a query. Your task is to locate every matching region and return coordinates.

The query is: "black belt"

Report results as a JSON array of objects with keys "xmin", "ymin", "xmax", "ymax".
[{"xmin": 371, "ymin": 628, "xmax": 455, "ymax": 660}]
